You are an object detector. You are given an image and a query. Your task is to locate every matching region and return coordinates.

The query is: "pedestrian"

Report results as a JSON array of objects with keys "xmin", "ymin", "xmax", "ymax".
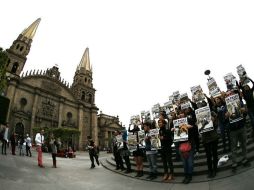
[
  {"xmin": 1, "ymin": 122, "xmax": 9, "ymax": 155},
  {"xmin": 18, "ymin": 136, "xmax": 25, "ymax": 156},
  {"xmin": 35, "ymin": 129, "xmax": 45, "ymax": 168},
  {"xmin": 87, "ymin": 136, "xmax": 99, "ymax": 168},
  {"xmin": 50, "ymin": 134, "xmax": 58, "ymax": 168},
  {"xmin": 26, "ymin": 134, "xmax": 32, "ymax": 157},
  {"xmin": 10, "ymin": 132, "xmax": 16, "ymax": 155}
]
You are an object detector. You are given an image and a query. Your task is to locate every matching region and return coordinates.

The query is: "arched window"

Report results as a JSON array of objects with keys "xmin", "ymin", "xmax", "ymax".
[
  {"xmin": 88, "ymin": 94, "xmax": 93, "ymax": 103},
  {"xmin": 81, "ymin": 91, "xmax": 85, "ymax": 101},
  {"xmin": 11, "ymin": 62, "xmax": 19, "ymax": 74}
]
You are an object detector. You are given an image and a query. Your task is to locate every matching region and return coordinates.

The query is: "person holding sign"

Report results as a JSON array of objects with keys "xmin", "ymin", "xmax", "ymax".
[
  {"xmin": 225, "ymin": 91, "xmax": 250, "ymax": 172},
  {"xmin": 112, "ymin": 131, "xmax": 125, "ymax": 171},
  {"xmin": 238, "ymin": 77, "xmax": 254, "ymax": 133},
  {"xmin": 198, "ymin": 107, "xmax": 219, "ymax": 178},
  {"xmin": 158, "ymin": 118, "xmax": 174, "ymax": 181},
  {"xmin": 144, "ymin": 121, "xmax": 158, "ymax": 180},
  {"xmin": 173, "ymin": 112, "xmax": 194, "ymax": 184},
  {"xmin": 128, "ymin": 124, "xmax": 144, "ymax": 177}
]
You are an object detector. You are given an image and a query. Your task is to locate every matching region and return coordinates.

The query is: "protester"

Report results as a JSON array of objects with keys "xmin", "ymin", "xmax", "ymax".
[
  {"xmin": 112, "ymin": 130, "xmax": 125, "ymax": 171},
  {"xmin": 120, "ymin": 129, "xmax": 132, "ymax": 173},
  {"xmin": 200, "ymin": 106, "xmax": 219, "ymax": 178},
  {"xmin": 238, "ymin": 77, "xmax": 254, "ymax": 132},
  {"xmin": 144, "ymin": 121, "xmax": 158, "ymax": 180},
  {"xmin": 128, "ymin": 124, "xmax": 144, "ymax": 177},
  {"xmin": 225, "ymin": 91, "xmax": 250, "ymax": 172},
  {"xmin": 214, "ymin": 96, "xmax": 231, "ymax": 153},
  {"xmin": 35, "ymin": 129, "xmax": 45, "ymax": 168},
  {"xmin": 176, "ymin": 112, "xmax": 194, "ymax": 184}
]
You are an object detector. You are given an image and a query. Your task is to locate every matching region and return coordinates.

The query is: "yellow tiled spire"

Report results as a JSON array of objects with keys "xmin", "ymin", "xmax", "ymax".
[
  {"xmin": 78, "ymin": 48, "xmax": 92, "ymax": 71},
  {"xmin": 21, "ymin": 18, "xmax": 41, "ymax": 39}
]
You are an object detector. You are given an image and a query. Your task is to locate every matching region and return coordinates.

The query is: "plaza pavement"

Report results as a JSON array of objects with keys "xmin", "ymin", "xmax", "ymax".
[{"xmin": 0, "ymin": 148, "xmax": 254, "ymax": 190}]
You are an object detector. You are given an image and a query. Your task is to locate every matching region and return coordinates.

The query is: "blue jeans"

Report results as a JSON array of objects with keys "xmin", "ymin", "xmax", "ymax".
[
  {"xmin": 218, "ymin": 121, "xmax": 230, "ymax": 151},
  {"xmin": 146, "ymin": 153, "xmax": 157, "ymax": 174},
  {"xmin": 180, "ymin": 150, "xmax": 194, "ymax": 176}
]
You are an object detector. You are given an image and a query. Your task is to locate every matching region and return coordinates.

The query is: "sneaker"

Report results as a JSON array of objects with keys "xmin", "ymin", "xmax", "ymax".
[{"xmin": 90, "ymin": 165, "xmax": 95, "ymax": 169}]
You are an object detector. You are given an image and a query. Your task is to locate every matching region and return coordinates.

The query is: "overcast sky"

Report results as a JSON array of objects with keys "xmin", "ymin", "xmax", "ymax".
[{"xmin": 1, "ymin": 0, "xmax": 254, "ymax": 126}]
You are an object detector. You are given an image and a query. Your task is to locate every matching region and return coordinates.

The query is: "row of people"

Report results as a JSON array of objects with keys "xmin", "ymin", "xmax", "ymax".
[{"xmin": 112, "ymin": 77, "xmax": 253, "ymax": 184}]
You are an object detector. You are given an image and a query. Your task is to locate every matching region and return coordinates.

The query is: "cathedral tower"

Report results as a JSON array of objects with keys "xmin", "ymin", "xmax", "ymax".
[
  {"xmin": 6, "ymin": 18, "xmax": 41, "ymax": 77},
  {"xmin": 71, "ymin": 48, "xmax": 95, "ymax": 104}
]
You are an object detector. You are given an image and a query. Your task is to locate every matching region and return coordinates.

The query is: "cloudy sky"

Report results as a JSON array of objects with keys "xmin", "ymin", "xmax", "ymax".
[{"xmin": 1, "ymin": 0, "xmax": 254, "ymax": 126}]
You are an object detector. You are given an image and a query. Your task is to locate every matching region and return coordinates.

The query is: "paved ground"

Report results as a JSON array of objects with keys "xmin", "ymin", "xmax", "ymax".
[{"xmin": 0, "ymin": 148, "xmax": 254, "ymax": 190}]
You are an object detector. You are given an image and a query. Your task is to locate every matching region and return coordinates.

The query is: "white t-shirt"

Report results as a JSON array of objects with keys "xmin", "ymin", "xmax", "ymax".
[{"xmin": 35, "ymin": 133, "xmax": 44, "ymax": 146}]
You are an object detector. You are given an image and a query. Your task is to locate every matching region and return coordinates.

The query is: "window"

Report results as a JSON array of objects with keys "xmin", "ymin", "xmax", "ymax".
[
  {"xmin": 20, "ymin": 46, "xmax": 24, "ymax": 52},
  {"xmin": 11, "ymin": 62, "xmax": 19, "ymax": 74},
  {"xmin": 81, "ymin": 91, "xmax": 85, "ymax": 101},
  {"xmin": 16, "ymin": 44, "xmax": 20, "ymax": 49},
  {"xmin": 67, "ymin": 112, "xmax": 72, "ymax": 119}
]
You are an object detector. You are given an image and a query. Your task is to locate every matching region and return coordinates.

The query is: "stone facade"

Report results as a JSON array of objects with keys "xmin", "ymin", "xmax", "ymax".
[
  {"xmin": 3, "ymin": 18, "xmax": 124, "ymax": 150},
  {"xmin": 97, "ymin": 112, "xmax": 125, "ymax": 150}
]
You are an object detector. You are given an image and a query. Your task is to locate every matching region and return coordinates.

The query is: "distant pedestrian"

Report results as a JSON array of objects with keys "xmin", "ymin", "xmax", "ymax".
[
  {"xmin": 26, "ymin": 134, "xmax": 32, "ymax": 157},
  {"xmin": 50, "ymin": 134, "xmax": 58, "ymax": 168},
  {"xmin": 18, "ymin": 136, "xmax": 25, "ymax": 156},
  {"xmin": 1, "ymin": 123, "xmax": 9, "ymax": 155},
  {"xmin": 10, "ymin": 132, "xmax": 16, "ymax": 155},
  {"xmin": 87, "ymin": 136, "xmax": 99, "ymax": 168},
  {"xmin": 35, "ymin": 129, "xmax": 45, "ymax": 168}
]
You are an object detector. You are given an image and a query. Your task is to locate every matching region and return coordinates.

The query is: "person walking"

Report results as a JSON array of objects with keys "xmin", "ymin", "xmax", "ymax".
[
  {"xmin": 35, "ymin": 129, "xmax": 45, "ymax": 168},
  {"xmin": 50, "ymin": 134, "xmax": 58, "ymax": 168},
  {"xmin": 1, "ymin": 123, "xmax": 9, "ymax": 155},
  {"xmin": 10, "ymin": 132, "xmax": 16, "ymax": 155},
  {"xmin": 26, "ymin": 134, "xmax": 32, "ymax": 157},
  {"xmin": 87, "ymin": 136, "xmax": 100, "ymax": 169}
]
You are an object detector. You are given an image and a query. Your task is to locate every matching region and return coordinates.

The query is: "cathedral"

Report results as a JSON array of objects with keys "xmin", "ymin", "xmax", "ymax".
[{"xmin": 3, "ymin": 18, "xmax": 123, "ymax": 150}]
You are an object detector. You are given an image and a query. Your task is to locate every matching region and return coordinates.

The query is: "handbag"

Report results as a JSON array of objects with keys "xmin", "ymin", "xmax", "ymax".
[{"xmin": 179, "ymin": 142, "xmax": 192, "ymax": 159}]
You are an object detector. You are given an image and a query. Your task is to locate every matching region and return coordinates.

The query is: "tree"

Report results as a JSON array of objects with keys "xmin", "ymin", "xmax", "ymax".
[{"xmin": 0, "ymin": 47, "xmax": 8, "ymax": 93}]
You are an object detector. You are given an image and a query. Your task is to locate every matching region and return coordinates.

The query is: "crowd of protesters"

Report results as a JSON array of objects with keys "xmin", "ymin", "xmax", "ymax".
[{"xmin": 111, "ymin": 73, "xmax": 254, "ymax": 184}]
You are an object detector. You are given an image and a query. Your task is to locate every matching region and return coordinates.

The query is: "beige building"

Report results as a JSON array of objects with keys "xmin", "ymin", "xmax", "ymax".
[
  {"xmin": 4, "ymin": 18, "xmax": 100, "ymax": 150},
  {"xmin": 97, "ymin": 112, "xmax": 125, "ymax": 150}
]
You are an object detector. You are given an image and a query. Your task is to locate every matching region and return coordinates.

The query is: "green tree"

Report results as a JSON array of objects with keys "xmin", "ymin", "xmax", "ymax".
[{"xmin": 0, "ymin": 47, "xmax": 8, "ymax": 93}]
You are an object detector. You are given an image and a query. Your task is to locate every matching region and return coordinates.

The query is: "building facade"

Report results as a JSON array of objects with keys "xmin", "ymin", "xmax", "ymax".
[
  {"xmin": 97, "ymin": 112, "xmax": 125, "ymax": 150},
  {"xmin": 4, "ymin": 18, "xmax": 99, "ymax": 150}
]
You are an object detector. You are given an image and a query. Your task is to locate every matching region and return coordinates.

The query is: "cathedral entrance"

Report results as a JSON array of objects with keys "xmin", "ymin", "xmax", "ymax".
[{"xmin": 15, "ymin": 122, "xmax": 24, "ymax": 138}]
